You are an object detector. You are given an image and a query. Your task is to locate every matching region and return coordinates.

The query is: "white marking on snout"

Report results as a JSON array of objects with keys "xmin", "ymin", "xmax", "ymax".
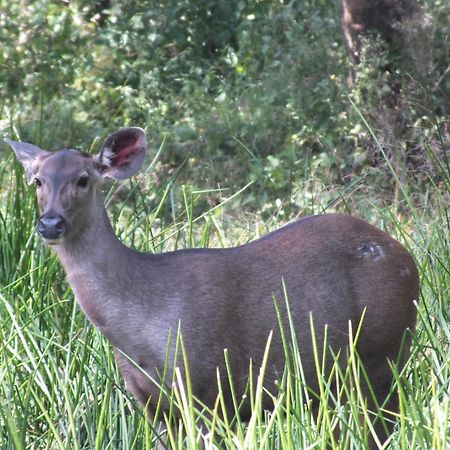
[{"xmin": 42, "ymin": 237, "xmax": 64, "ymax": 245}]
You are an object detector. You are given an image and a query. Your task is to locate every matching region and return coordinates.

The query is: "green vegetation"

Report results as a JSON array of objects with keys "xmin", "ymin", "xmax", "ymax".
[{"xmin": 0, "ymin": 0, "xmax": 449, "ymax": 448}]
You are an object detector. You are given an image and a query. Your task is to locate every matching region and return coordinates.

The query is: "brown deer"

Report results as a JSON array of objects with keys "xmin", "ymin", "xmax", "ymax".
[{"xmin": 7, "ymin": 127, "xmax": 419, "ymax": 445}]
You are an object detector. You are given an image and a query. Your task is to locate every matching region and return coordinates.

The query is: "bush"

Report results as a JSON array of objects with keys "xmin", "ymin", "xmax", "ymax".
[{"xmin": 0, "ymin": 0, "xmax": 448, "ymax": 216}]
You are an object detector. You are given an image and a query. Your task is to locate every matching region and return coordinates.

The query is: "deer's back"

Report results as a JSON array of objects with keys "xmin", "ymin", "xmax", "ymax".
[{"xmin": 117, "ymin": 214, "xmax": 418, "ymax": 416}]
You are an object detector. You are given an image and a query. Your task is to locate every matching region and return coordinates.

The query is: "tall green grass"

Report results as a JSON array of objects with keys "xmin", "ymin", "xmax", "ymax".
[{"xmin": 0, "ymin": 123, "xmax": 449, "ymax": 449}]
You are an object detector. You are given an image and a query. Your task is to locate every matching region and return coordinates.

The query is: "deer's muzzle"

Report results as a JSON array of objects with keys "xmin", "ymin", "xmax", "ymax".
[{"xmin": 37, "ymin": 214, "xmax": 68, "ymax": 242}]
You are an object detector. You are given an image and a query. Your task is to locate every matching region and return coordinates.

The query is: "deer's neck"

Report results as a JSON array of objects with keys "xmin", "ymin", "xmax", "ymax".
[
  {"xmin": 55, "ymin": 199, "xmax": 127, "ymax": 274},
  {"xmin": 52, "ymin": 193, "xmax": 146, "ymax": 330}
]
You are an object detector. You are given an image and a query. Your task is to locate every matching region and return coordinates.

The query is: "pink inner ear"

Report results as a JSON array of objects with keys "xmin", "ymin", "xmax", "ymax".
[
  {"xmin": 115, "ymin": 144, "xmax": 138, "ymax": 166},
  {"xmin": 99, "ymin": 128, "xmax": 146, "ymax": 179}
]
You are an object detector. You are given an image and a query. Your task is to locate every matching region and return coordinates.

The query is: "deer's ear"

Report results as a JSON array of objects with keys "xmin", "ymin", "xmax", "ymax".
[
  {"xmin": 94, "ymin": 127, "xmax": 147, "ymax": 180},
  {"xmin": 5, "ymin": 139, "xmax": 51, "ymax": 184}
]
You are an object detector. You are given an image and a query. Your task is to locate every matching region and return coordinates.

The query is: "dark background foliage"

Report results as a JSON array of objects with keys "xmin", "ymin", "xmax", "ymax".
[{"xmin": 0, "ymin": 0, "xmax": 448, "ymax": 216}]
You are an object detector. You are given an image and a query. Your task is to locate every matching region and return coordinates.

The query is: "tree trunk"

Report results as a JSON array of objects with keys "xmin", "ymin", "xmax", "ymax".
[{"xmin": 341, "ymin": 0, "xmax": 423, "ymax": 66}]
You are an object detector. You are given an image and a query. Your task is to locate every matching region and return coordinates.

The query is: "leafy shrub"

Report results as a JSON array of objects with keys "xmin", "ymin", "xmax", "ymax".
[{"xmin": 0, "ymin": 0, "xmax": 448, "ymax": 217}]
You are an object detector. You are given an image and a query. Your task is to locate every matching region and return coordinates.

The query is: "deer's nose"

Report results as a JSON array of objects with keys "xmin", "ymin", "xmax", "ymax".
[{"xmin": 37, "ymin": 214, "xmax": 67, "ymax": 241}]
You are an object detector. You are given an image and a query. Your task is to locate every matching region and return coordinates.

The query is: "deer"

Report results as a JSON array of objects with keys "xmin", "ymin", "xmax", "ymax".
[{"xmin": 7, "ymin": 127, "xmax": 419, "ymax": 446}]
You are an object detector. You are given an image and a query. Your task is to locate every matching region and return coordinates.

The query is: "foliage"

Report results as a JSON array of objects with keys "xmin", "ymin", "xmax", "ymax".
[{"xmin": 1, "ymin": 0, "xmax": 447, "ymax": 218}]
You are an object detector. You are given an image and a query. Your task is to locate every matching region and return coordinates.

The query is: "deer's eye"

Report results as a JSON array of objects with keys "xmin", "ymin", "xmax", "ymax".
[
  {"xmin": 77, "ymin": 176, "xmax": 90, "ymax": 188},
  {"xmin": 35, "ymin": 177, "xmax": 42, "ymax": 188}
]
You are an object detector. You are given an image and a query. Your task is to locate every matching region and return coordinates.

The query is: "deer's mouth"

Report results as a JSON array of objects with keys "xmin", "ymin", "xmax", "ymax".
[{"xmin": 40, "ymin": 236, "xmax": 65, "ymax": 245}]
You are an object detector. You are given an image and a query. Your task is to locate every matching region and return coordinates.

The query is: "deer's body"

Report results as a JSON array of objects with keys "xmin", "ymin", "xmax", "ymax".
[{"xmin": 8, "ymin": 128, "xmax": 419, "ymax": 438}]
